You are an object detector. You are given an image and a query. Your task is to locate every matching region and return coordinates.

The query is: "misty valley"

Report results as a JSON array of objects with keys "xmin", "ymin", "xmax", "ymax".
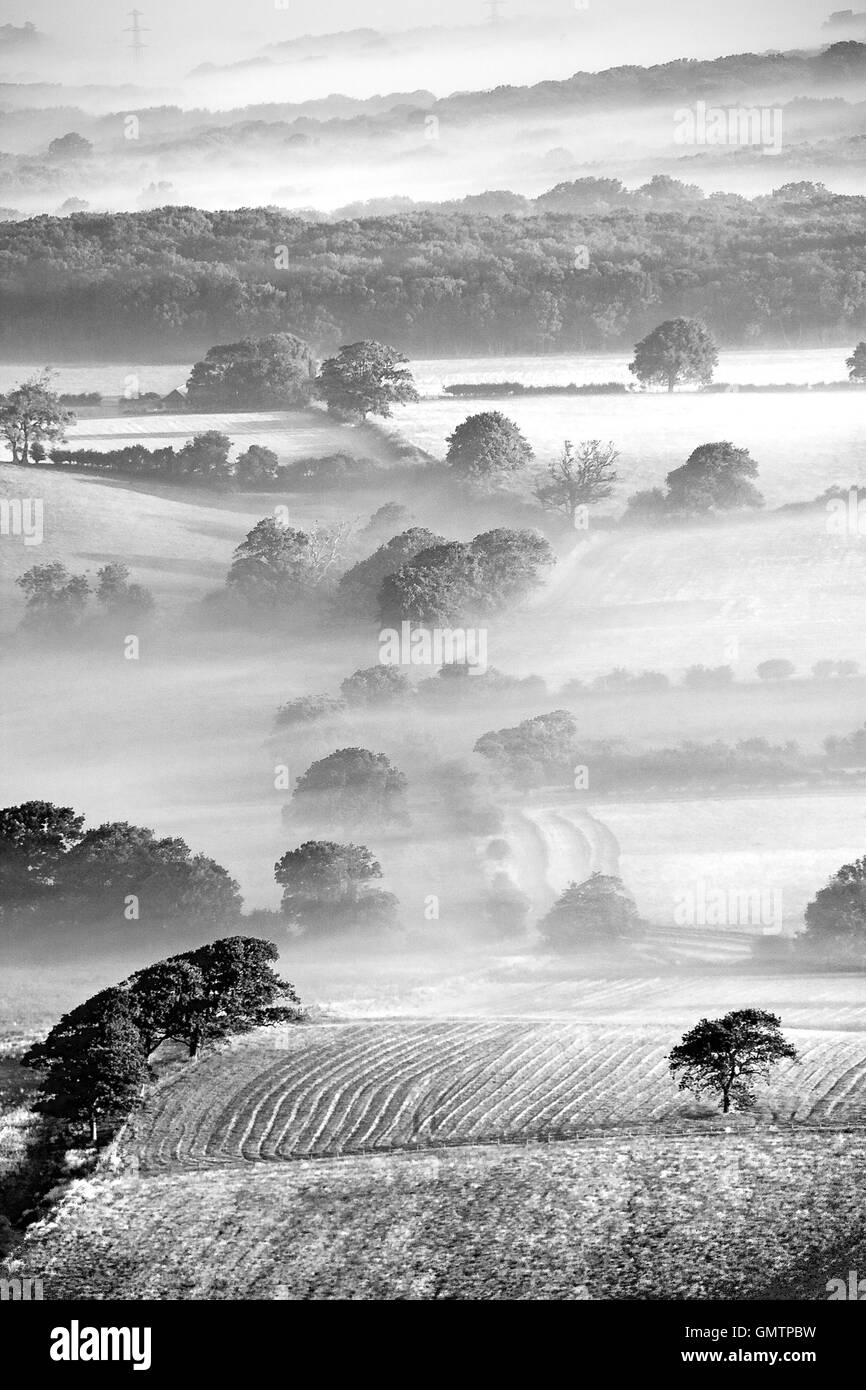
[{"xmin": 2, "ymin": 0, "xmax": 866, "ymax": 1333}]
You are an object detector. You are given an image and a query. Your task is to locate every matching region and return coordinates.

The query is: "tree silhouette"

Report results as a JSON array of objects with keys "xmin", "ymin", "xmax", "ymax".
[{"xmin": 669, "ymin": 1010, "xmax": 798, "ymax": 1114}]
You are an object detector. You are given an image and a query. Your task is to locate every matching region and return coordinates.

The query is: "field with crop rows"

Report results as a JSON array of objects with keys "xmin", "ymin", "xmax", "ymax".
[
  {"xmin": 123, "ymin": 1018, "xmax": 866, "ymax": 1169},
  {"xmin": 19, "ymin": 1129, "xmax": 866, "ymax": 1300}
]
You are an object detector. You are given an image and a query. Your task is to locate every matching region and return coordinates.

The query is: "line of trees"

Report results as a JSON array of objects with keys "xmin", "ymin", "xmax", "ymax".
[
  {"xmin": 471, "ymin": 708, "xmax": 866, "ymax": 793},
  {"xmin": 2, "ymin": 192, "xmax": 865, "ymax": 355},
  {"xmin": 0, "ymin": 801, "xmax": 242, "ymax": 946},
  {"xmin": 16, "ymin": 562, "xmax": 154, "ymax": 632},
  {"xmin": 22, "ymin": 938, "xmax": 301, "ymax": 1141}
]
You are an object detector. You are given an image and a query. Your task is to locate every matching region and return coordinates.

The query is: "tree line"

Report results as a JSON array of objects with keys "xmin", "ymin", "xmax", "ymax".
[
  {"xmin": 2, "ymin": 188, "xmax": 865, "ymax": 356},
  {"xmin": 22, "ymin": 937, "xmax": 300, "ymax": 1142}
]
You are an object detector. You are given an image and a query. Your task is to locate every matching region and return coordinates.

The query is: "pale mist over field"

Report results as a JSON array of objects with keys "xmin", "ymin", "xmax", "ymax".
[
  {"xmin": 10, "ymin": 0, "xmax": 837, "ymax": 89},
  {"xmin": 4, "ymin": 0, "xmax": 863, "ymax": 211}
]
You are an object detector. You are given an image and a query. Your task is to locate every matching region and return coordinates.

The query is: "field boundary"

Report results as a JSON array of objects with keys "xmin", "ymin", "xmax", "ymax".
[{"xmin": 131, "ymin": 1116, "xmax": 866, "ymax": 1171}]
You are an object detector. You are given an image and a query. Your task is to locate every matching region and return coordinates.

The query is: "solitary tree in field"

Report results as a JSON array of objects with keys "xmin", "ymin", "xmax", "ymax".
[
  {"xmin": 534, "ymin": 439, "xmax": 618, "ymax": 523},
  {"xmin": 538, "ymin": 873, "xmax": 641, "ymax": 951},
  {"xmin": 0, "ymin": 372, "xmax": 73, "ymax": 463},
  {"xmin": 289, "ymin": 748, "xmax": 408, "ymax": 827},
  {"xmin": 275, "ymin": 840, "xmax": 398, "ymax": 935},
  {"xmin": 446, "ymin": 411, "xmax": 533, "ymax": 480},
  {"xmin": 846, "ymin": 342, "xmax": 866, "ymax": 381},
  {"xmin": 629, "ymin": 318, "xmax": 718, "ymax": 392},
  {"xmin": 316, "ymin": 341, "xmax": 419, "ymax": 421},
  {"xmin": 665, "ymin": 442, "xmax": 763, "ymax": 512},
  {"xmin": 668, "ymin": 1009, "xmax": 798, "ymax": 1114}
]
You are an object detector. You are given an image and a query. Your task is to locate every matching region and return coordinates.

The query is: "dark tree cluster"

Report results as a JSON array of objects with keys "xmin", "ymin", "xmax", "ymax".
[
  {"xmin": 626, "ymin": 442, "xmax": 763, "ymax": 519},
  {"xmin": 286, "ymin": 748, "xmax": 408, "ymax": 829},
  {"xmin": 2, "ymin": 192, "xmax": 865, "ymax": 356},
  {"xmin": 275, "ymin": 840, "xmax": 398, "ymax": 937},
  {"xmin": 16, "ymin": 561, "xmax": 154, "ymax": 631},
  {"xmin": 378, "ymin": 528, "xmax": 555, "ymax": 625},
  {"xmin": 22, "ymin": 937, "xmax": 301, "ymax": 1140},
  {"xmin": 0, "ymin": 801, "xmax": 242, "ymax": 949}
]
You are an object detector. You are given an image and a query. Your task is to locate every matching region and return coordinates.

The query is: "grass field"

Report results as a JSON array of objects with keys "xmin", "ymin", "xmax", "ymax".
[{"xmin": 15, "ymin": 1130, "xmax": 866, "ymax": 1300}]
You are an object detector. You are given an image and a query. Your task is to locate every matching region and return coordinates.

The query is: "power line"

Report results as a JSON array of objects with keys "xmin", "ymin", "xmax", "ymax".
[{"xmin": 125, "ymin": 9, "xmax": 148, "ymax": 62}]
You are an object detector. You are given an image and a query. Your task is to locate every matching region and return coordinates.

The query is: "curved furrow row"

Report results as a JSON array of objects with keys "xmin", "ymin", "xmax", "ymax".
[
  {"xmin": 338, "ymin": 1021, "xmax": 505, "ymax": 1153},
  {"xmin": 272, "ymin": 1021, "xmax": 480, "ymax": 1155},
  {"xmin": 137, "ymin": 1067, "xmax": 211, "ymax": 1167},
  {"xmin": 456, "ymin": 1027, "xmax": 594, "ymax": 1138},
  {"xmin": 792, "ymin": 1042, "xmax": 866, "ymax": 1121},
  {"xmin": 457, "ymin": 1027, "xmax": 615, "ymax": 1136},
  {"xmin": 351, "ymin": 1023, "xmax": 516, "ymax": 1150},
  {"xmin": 784, "ymin": 1038, "xmax": 859, "ymax": 1123},
  {"xmin": 550, "ymin": 1042, "xmax": 645, "ymax": 1126},
  {"xmin": 219, "ymin": 1026, "xmax": 392, "ymax": 1158},
  {"xmin": 337, "ymin": 1017, "xmax": 511, "ymax": 1145},
  {"xmin": 422, "ymin": 1023, "xmax": 558, "ymax": 1139},
  {"xmin": 283, "ymin": 1021, "xmax": 464, "ymax": 1156},
  {"xmin": 644, "ymin": 1050, "xmax": 688, "ymax": 1119},
  {"xmin": 178, "ymin": 1026, "xmax": 318, "ymax": 1161},
  {"xmin": 184, "ymin": 1054, "xmax": 304, "ymax": 1162},
  {"xmin": 253, "ymin": 1026, "xmax": 423, "ymax": 1158},
  {"xmin": 498, "ymin": 1033, "xmax": 627, "ymax": 1134},
  {"xmin": 488, "ymin": 1034, "xmax": 620, "ymax": 1135},
  {"xmin": 140, "ymin": 1052, "xmax": 269, "ymax": 1167},
  {"xmin": 254, "ymin": 1025, "xmax": 434, "ymax": 1156},
  {"xmin": 812, "ymin": 1050, "xmax": 866, "ymax": 1120},
  {"xmin": 430, "ymin": 1024, "xmax": 567, "ymax": 1140},
  {"xmin": 551, "ymin": 1038, "xmax": 657, "ymax": 1128}
]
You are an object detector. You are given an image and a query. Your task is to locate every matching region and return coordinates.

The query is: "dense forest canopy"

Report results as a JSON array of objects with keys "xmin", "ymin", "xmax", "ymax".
[{"xmin": 2, "ymin": 185, "xmax": 865, "ymax": 356}]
